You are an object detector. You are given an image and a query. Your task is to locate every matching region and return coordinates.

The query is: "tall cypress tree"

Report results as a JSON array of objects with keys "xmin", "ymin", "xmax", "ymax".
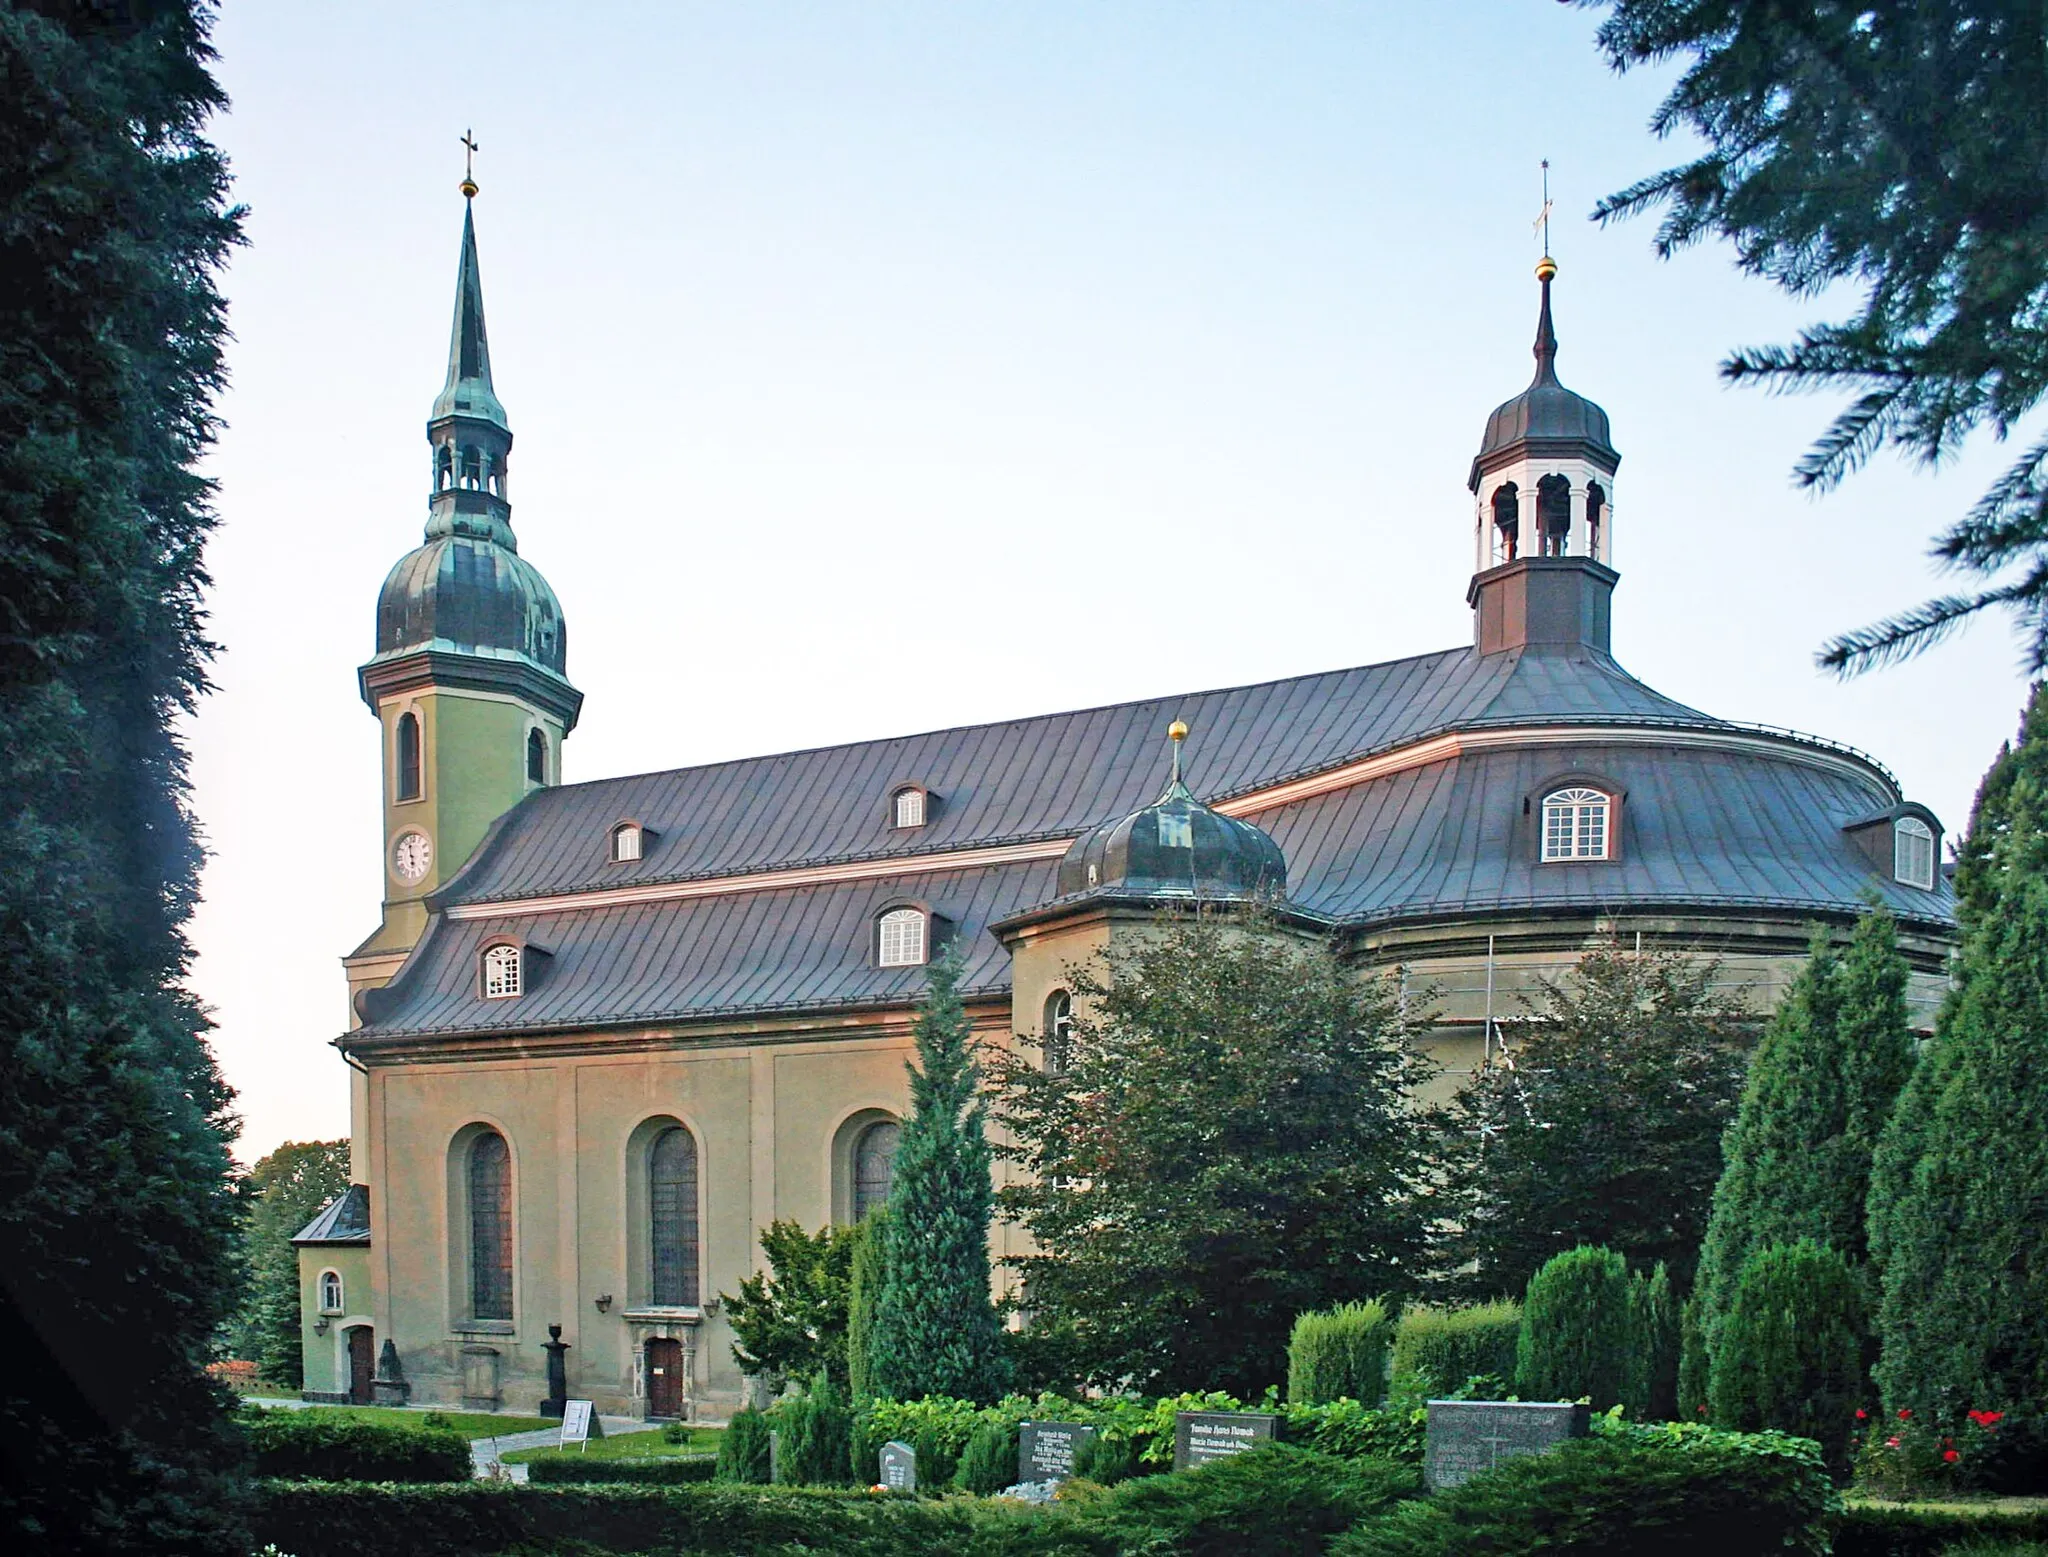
[
  {"xmin": 1872, "ymin": 684, "xmax": 2048, "ymax": 1420},
  {"xmin": 0, "ymin": 2, "xmax": 244, "ymax": 1551},
  {"xmin": 867, "ymin": 948, "xmax": 1009, "ymax": 1403},
  {"xmin": 1692, "ymin": 910, "xmax": 1914, "ymax": 1367}
]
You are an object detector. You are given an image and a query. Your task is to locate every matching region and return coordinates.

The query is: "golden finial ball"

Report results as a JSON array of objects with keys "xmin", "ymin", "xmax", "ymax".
[
  {"xmin": 1168, "ymin": 720, "xmax": 1189, "ymax": 743},
  {"xmin": 1535, "ymin": 255, "xmax": 1558, "ymax": 283},
  {"xmin": 461, "ymin": 177, "xmax": 480, "ymax": 198}
]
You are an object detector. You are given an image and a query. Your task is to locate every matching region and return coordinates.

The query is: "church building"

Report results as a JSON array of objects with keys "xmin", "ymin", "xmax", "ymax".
[{"xmin": 295, "ymin": 188, "xmax": 1957, "ymax": 1417}]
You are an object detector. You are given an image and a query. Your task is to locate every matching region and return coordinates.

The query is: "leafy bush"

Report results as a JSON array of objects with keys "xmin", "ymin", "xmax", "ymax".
[
  {"xmin": 1333, "ymin": 1422, "xmax": 1834, "ymax": 1557},
  {"xmin": 1288, "ymin": 1301, "xmax": 1394, "ymax": 1406},
  {"xmin": 1389, "ymin": 1302, "xmax": 1520, "ymax": 1403},
  {"xmin": 1071, "ymin": 1432, "xmax": 1142, "ymax": 1486},
  {"xmin": 1083, "ymin": 1444, "xmax": 1418, "ymax": 1556},
  {"xmin": 1853, "ymin": 1407, "xmax": 2039, "ymax": 1498},
  {"xmin": 774, "ymin": 1372, "xmax": 854, "ymax": 1486},
  {"xmin": 1709, "ymin": 1239, "xmax": 1864, "ymax": 1476},
  {"xmin": 957, "ymin": 1419, "xmax": 1018, "ymax": 1494},
  {"xmin": 1282, "ymin": 1399, "xmax": 1428, "ymax": 1466},
  {"xmin": 1624, "ymin": 1263, "xmax": 1680, "ymax": 1421},
  {"xmin": 1516, "ymin": 1246, "xmax": 1632, "ymax": 1408},
  {"xmin": 1833, "ymin": 1505, "xmax": 2048, "ymax": 1557},
  {"xmin": 714, "ymin": 1407, "xmax": 772, "ymax": 1484},
  {"xmin": 526, "ymin": 1453, "xmax": 718, "ymax": 1484},
  {"xmin": 244, "ymin": 1409, "xmax": 470, "ymax": 1482}
]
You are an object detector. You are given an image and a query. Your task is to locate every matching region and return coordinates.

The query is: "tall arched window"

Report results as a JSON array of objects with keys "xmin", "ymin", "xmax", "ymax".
[
  {"xmin": 436, "ymin": 444, "xmax": 454, "ymax": 490},
  {"xmin": 396, "ymin": 711, "xmax": 422, "ymax": 802},
  {"xmin": 1586, "ymin": 481, "xmax": 1605, "ymax": 559},
  {"xmin": 649, "ymin": 1126, "xmax": 700, "ymax": 1307},
  {"xmin": 1541, "ymin": 787, "xmax": 1612, "ymax": 861},
  {"xmin": 527, "ymin": 728, "xmax": 547, "ymax": 785},
  {"xmin": 319, "ymin": 1269, "xmax": 344, "ymax": 1312},
  {"xmin": 468, "ymin": 1131, "xmax": 513, "ymax": 1321},
  {"xmin": 1044, "ymin": 990, "xmax": 1074, "ymax": 1074},
  {"xmin": 1894, "ymin": 816, "xmax": 1936, "ymax": 889},
  {"xmin": 1491, "ymin": 483, "xmax": 1520, "ymax": 563},
  {"xmin": 461, "ymin": 445, "xmax": 482, "ymax": 488},
  {"xmin": 877, "ymin": 907, "xmax": 927, "ymax": 968},
  {"xmin": 853, "ymin": 1121, "xmax": 900, "ymax": 1221},
  {"xmin": 1537, "ymin": 474, "xmax": 1572, "ymax": 555}
]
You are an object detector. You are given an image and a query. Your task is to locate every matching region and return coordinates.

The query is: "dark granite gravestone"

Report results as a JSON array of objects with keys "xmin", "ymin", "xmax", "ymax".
[
  {"xmin": 540, "ymin": 1323, "xmax": 570, "ymax": 1418},
  {"xmin": 879, "ymin": 1439, "xmax": 916, "ymax": 1491},
  {"xmin": 1423, "ymin": 1401, "xmax": 1590, "ymax": 1490},
  {"xmin": 1174, "ymin": 1410, "xmax": 1280, "ymax": 1470},
  {"xmin": 1019, "ymin": 1420, "xmax": 1098, "ymax": 1483}
]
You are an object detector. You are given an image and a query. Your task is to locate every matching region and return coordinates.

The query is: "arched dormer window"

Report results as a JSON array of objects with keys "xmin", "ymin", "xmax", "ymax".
[
  {"xmin": 1538, "ymin": 474, "xmax": 1572, "ymax": 556},
  {"xmin": 467, "ymin": 1130, "xmax": 513, "ymax": 1321},
  {"xmin": 1491, "ymin": 483, "xmax": 1520, "ymax": 564},
  {"xmin": 1894, "ymin": 816, "xmax": 1936, "ymax": 890},
  {"xmin": 395, "ymin": 711, "xmax": 422, "ymax": 802},
  {"xmin": 610, "ymin": 821, "xmax": 643, "ymax": 863},
  {"xmin": 648, "ymin": 1126, "xmax": 700, "ymax": 1307},
  {"xmin": 319, "ymin": 1269, "xmax": 344, "ymax": 1313},
  {"xmin": 527, "ymin": 728, "xmax": 548, "ymax": 786},
  {"xmin": 892, "ymin": 787, "xmax": 927, "ymax": 829},
  {"xmin": 481, "ymin": 943, "xmax": 523, "ymax": 999},
  {"xmin": 1541, "ymin": 786, "xmax": 1612, "ymax": 861},
  {"xmin": 1586, "ymin": 481, "xmax": 1605, "ymax": 559},
  {"xmin": 853, "ymin": 1120, "xmax": 900, "ymax": 1220},
  {"xmin": 1044, "ymin": 990, "xmax": 1074, "ymax": 1074},
  {"xmin": 876, "ymin": 907, "xmax": 927, "ymax": 968}
]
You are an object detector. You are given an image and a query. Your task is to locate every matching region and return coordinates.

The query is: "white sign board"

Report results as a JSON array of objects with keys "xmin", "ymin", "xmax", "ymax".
[{"xmin": 560, "ymin": 1399, "xmax": 594, "ymax": 1449}]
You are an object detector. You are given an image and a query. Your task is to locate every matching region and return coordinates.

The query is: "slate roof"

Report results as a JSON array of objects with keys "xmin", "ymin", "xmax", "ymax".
[
  {"xmin": 346, "ymin": 641, "xmax": 1954, "ymax": 1045},
  {"xmin": 292, "ymin": 1183, "xmax": 371, "ymax": 1246}
]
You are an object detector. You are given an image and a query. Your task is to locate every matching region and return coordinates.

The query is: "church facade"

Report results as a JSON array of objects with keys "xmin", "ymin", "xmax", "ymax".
[{"xmin": 295, "ymin": 199, "xmax": 1957, "ymax": 1417}]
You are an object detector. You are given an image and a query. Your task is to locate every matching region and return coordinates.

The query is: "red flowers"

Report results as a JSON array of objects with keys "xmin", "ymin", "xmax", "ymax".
[
  {"xmin": 1886, "ymin": 1436, "xmax": 1902, "ymax": 1448},
  {"xmin": 1968, "ymin": 1410, "xmax": 2006, "ymax": 1429},
  {"xmin": 1944, "ymin": 1449, "xmax": 1960, "ymax": 1463},
  {"xmin": 1695, "ymin": 1404, "xmax": 1708, "ymax": 1416},
  {"xmin": 1855, "ymin": 1409, "xmax": 1868, "ymax": 1421},
  {"xmin": 1898, "ymin": 1408, "xmax": 1913, "ymax": 1421}
]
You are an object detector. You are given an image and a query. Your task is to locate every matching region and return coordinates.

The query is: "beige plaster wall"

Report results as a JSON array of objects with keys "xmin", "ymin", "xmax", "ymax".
[{"xmin": 296, "ymin": 1243, "xmax": 373, "ymax": 1398}]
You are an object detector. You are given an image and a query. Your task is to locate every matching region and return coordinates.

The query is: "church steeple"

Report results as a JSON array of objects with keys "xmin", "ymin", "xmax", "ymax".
[
  {"xmin": 431, "ymin": 201, "xmax": 509, "ymax": 435},
  {"xmin": 425, "ymin": 193, "xmax": 516, "ymax": 549}
]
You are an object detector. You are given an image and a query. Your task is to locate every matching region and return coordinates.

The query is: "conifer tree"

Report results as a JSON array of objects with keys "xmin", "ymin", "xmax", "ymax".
[
  {"xmin": 1709, "ymin": 1241, "xmax": 1865, "ymax": 1480},
  {"xmin": 845, "ymin": 1208, "xmax": 884, "ymax": 1400},
  {"xmin": 1516, "ymin": 1246, "xmax": 1633, "ymax": 1409},
  {"xmin": 1872, "ymin": 684, "xmax": 2048, "ymax": 1421},
  {"xmin": 1692, "ymin": 911, "xmax": 1914, "ymax": 1366},
  {"xmin": 867, "ymin": 947, "xmax": 1009, "ymax": 1403},
  {"xmin": 0, "ymin": 4, "xmax": 244, "ymax": 1551}
]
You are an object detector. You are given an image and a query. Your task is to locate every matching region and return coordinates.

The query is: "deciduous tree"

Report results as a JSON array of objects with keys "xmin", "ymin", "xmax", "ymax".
[
  {"xmin": 720, "ymin": 1219, "xmax": 859, "ymax": 1393},
  {"xmin": 234, "ymin": 1140, "xmax": 351, "ymax": 1387}
]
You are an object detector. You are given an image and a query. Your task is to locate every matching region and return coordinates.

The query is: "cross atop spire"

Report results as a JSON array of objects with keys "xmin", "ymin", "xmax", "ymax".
[{"xmin": 460, "ymin": 129, "xmax": 479, "ymax": 199}]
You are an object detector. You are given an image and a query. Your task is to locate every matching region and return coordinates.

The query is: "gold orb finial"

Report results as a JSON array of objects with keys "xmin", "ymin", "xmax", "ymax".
[
  {"xmin": 1168, "ymin": 719, "xmax": 1188, "ymax": 743},
  {"xmin": 1535, "ymin": 255, "xmax": 1558, "ymax": 283},
  {"xmin": 459, "ymin": 128, "xmax": 480, "ymax": 199}
]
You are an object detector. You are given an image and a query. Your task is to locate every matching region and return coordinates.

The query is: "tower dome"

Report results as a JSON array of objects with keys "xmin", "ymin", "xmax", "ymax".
[
  {"xmin": 372, "ymin": 534, "xmax": 566, "ymax": 675},
  {"xmin": 1056, "ymin": 723, "xmax": 1287, "ymax": 900},
  {"xmin": 1470, "ymin": 257, "xmax": 1618, "ymax": 479}
]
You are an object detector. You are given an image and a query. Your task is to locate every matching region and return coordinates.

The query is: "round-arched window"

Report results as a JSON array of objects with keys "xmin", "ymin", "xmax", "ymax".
[
  {"xmin": 1894, "ymin": 816, "xmax": 1936, "ymax": 890},
  {"xmin": 648, "ymin": 1126, "xmax": 700, "ymax": 1307},
  {"xmin": 527, "ymin": 728, "xmax": 548, "ymax": 786},
  {"xmin": 1044, "ymin": 990, "xmax": 1074, "ymax": 1074},
  {"xmin": 468, "ymin": 1130, "xmax": 513, "ymax": 1321},
  {"xmin": 481, "ymin": 944, "xmax": 523, "ymax": 999},
  {"xmin": 853, "ymin": 1121, "xmax": 900, "ymax": 1221},
  {"xmin": 877, "ymin": 907, "xmax": 927, "ymax": 968},
  {"xmin": 319, "ymin": 1269, "xmax": 344, "ymax": 1313},
  {"xmin": 1541, "ymin": 787, "xmax": 1611, "ymax": 861},
  {"xmin": 611, "ymin": 821, "xmax": 643, "ymax": 863}
]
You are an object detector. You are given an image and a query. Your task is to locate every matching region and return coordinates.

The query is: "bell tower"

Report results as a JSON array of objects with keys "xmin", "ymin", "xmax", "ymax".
[{"xmin": 345, "ymin": 164, "xmax": 582, "ymax": 1017}]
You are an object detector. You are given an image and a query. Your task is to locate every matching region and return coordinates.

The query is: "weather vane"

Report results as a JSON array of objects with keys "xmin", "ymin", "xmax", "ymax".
[
  {"xmin": 1532, "ymin": 158, "xmax": 1553, "ymax": 256},
  {"xmin": 460, "ymin": 129, "xmax": 480, "ymax": 199}
]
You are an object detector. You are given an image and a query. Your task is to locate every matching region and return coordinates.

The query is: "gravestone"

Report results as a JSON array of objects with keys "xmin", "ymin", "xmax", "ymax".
[
  {"xmin": 1423, "ymin": 1400, "xmax": 1590, "ymax": 1490},
  {"xmin": 1019, "ymin": 1420, "xmax": 1098, "ymax": 1483},
  {"xmin": 1173, "ymin": 1410, "xmax": 1280, "ymax": 1471},
  {"xmin": 879, "ymin": 1439, "xmax": 916, "ymax": 1491}
]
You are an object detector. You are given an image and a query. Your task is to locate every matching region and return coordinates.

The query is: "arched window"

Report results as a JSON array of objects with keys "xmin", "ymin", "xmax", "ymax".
[
  {"xmin": 395, "ymin": 711, "xmax": 422, "ymax": 802},
  {"xmin": 1586, "ymin": 481, "xmax": 1605, "ymax": 559},
  {"xmin": 1537, "ymin": 475, "xmax": 1572, "ymax": 556},
  {"xmin": 1044, "ymin": 990, "xmax": 1074, "ymax": 1074},
  {"xmin": 488, "ymin": 453, "xmax": 506, "ymax": 497},
  {"xmin": 1541, "ymin": 787, "xmax": 1612, "ymax": 861},
  {"xmin": 468, "ymin": 1131, "xmax": 513, "ymax": 1321},
  {"xmin": 527, "ymin": 728, "xmax": 547, "ymax": 786},
  {"xmin": 436, "ymin": 444, "xmax": 453, "ymax": 491},
  {"xmin": 1894, "ymin": 816, "xmax": 1936, "ymax": 890},
  {"xmin": 481, "ymin": 944, "xmax": 522, "ymax": 999},
  {"xmin": 877, "ymin": 907, "xmax": 927, "ymax": 968},
  {"xmin": 1491, "ymin": 483, "xmax": 1520, "ymax": 563},
  {"xmin": 611, "ymin": 822, "xmax": 643, "ymax": 863},
  {"xmin": 319, "ymin": 1269, "xmax": 344, "ymax": 1313},
  {"xmin": 648, "ymin": 1126, "xmax": 700, "ymax": 1307},
  {"xmin": 461, "ymin": 445, "xmax": 482, "ymax": 488},
  {"xmin": 853, "ymin": 1121, "xmax": 900, "ymax": 1221},
  {"xmin": 893, "ymin": 787, "xmax": 926, "ymax": 829}
]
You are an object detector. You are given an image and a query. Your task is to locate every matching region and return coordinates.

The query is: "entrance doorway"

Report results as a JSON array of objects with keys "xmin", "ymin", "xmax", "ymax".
[
  {"xmin": 346, "ymin": 1326, "xmax": 375, "ymax": 1405},
  {"xmin": 645, "ymin": 1337, "xmax": 684, "ymax": 1419}
]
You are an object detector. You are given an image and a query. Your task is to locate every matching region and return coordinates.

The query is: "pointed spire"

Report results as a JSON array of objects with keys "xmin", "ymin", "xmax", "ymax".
[
  {"xmin": 1157, "ymin": 719, "xmax": 1194, "ymax": 804},
  {"xmin": 430, "ymin": 198, "xmax": 509, "ymax": 431},
  {"xmin": 1531, "ymin": 254, "xmax": 1560, "ymax": 386}
]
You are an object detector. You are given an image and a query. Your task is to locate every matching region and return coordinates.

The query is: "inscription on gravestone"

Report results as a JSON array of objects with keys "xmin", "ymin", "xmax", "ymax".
[
  {"xmin": 878, "ymin": 1440, "xmax": 916, "ymax": 1492},
  {"xmin": 1173, "ymin": 1410, "xmax": 1280, "ymax": 1471},
  {"xmin": 1423, "ymin": 1401, "xmax": 1590, "ymax": 1490},
  {"xmin": 1019, "ymin": 1420, "xmax": 1098, "ymax": 1483}
]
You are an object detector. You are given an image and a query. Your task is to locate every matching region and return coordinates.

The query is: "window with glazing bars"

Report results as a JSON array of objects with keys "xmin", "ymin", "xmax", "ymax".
[
  {"xmin": 482, "ymin": 944, "xmax": 522, "ymax": 998},
  {"xmin": 649, "ymin": 1126, "xmax": 700, "ymax": 1306},
  {"xmin": 1894, "ymin": 817, "xmax": 1936, "ymax": 889},
  {"xmin": 878, "ymin": 908, "xmax": 926, "ymax": 967},
  {"xmin": 469, "ymin": 1132, "xmax": 513, "ymax": 1320},
  {"xmin": 894, "ymin": 789, "xmax": 925, "ymax": 828},
  {"xmin": 1541, "ymin": 787, "xmax": 1610, "ymax": 860}
]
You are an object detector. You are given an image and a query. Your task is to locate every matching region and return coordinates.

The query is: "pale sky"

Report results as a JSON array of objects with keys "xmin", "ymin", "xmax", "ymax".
[{"xmin": 190, "ymin": 2, "xmax": 2031, "ymax": 1164}]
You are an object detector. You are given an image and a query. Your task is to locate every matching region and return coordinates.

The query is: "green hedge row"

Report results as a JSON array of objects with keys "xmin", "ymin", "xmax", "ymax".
[
  {"xmin": 1289, "ymin": 1301, "xmax": 1395, "ymax": 1407},
  {"xmin": 1388, "ymin": 1302, "xmax": 1521, "ymax": 1402},
  {"xmin": 525, "ymin": 1452, "xmax": 719, "ymax": 1484},
  {"xmin": 1831, "ymin": 1504, "xmax": 2048, "ymax": 1557},
  {"xmin": 243, "ymin": 1410, "xmax": 470, "ymax": 1483}
]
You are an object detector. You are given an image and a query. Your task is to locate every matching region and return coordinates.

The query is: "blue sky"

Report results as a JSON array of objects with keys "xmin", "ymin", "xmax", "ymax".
[{"xmin": 190, "ymin": 2, "xmax": 2029, "ymax": 1159}]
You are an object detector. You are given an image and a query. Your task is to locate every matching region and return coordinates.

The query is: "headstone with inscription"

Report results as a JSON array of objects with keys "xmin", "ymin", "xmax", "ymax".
[
  {"xmin": 878, "ymin": 1439, "xmax": 916, "ymax": 1491},
  {"xmin": 1423, "ymin": 1400, "xmax": 1589, "ymax": 1490},
  {"xmin": 1173, "ymin": 1410, "xmax": 1280, "ymax": 1471},
  {"xmin": 1019, "ymin": 1420, "xmax": 1098, "ymax": 1484}
]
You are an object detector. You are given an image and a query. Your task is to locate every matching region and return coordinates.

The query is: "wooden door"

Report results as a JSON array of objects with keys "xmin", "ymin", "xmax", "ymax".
[
  {"xmin": 346, "ymin": 1326, "xmax": 375, "ymax": 1405},
  {"xmin": 646, "ymin": 1337, "xmax": 684, "ymax": 1419}
]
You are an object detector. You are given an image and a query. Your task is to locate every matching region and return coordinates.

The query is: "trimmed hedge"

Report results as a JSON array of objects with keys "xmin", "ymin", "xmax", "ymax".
[
  {"xmin": 716, "ymin": 1405, "xmax": 773, "ymax": 1484},
  {"xmin": 525, "ymin": 1453, "xmax": 718, "ymax": 1484},
  {"xmin": 1832, "ymin": 1506, "xmax": 2048, "ymax": 1557},
  {"xmin": 243, "ymin": 1410, "xmax": 470, "ymax": 1482},
  {"xmin": 1517, "ymin": 1246, "xmax": 1633, "ymax": 1409},
  {"xmin": 1083, "ymin": 1445, "xmax": 1419, "ymax": 1557},
  {"xmin": 1289, "ymin": 1301, "xmax": 1395, "ymax": 1407},
  {"xmin": 1389, "ymin": 1302, "xmax": 1520, "ymax": 1402},
  {"xmin": 1709, "ymin": 1239, "xmax": 1864, "ymax": 1477},
  {"xmin": 1332, "ymin": 1423, "xmax": 1834, "ymax": 1557}
]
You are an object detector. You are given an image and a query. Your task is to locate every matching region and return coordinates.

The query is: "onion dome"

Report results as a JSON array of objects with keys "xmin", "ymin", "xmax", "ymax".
[
  {"xmin": 1469, "ymin": 257, "xmax": 1618, "ymax": 487},
  {"xmin": 372, "ymin": 535, "xmax": 566, "ymax": 676},
  {"xmin": 1056, "ymin": 721, "xmax": 1287, "ymax": 900}
]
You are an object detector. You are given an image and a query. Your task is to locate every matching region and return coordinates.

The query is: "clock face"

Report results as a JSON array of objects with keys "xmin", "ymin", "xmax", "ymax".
[{"xmin": 392, "ymin": 830, "xmax": 433, "ymax": 883}]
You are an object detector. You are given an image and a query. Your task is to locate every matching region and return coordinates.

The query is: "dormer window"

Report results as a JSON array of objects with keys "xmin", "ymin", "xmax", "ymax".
[
  {"xmin": 481, "ymin": 943, "xmax": 523, "ymax": 999},
  {"xmin": 1894, "ymin": 816, "xmax": 1936, "ymax": 890},
  {"xmin": 610, "ymin": 822, "xmax": 643, "ymax": 863},
  {"xmin": 892, "ymin": 787, "xmax": 927, "ymax": 829},
  {"xmin": 1541, "ymin": 786, "xmax": 1611, "ymax": 861},
  {"xmin": 877, "ymin": 907, "xmax": 927, "ymax": 968}
]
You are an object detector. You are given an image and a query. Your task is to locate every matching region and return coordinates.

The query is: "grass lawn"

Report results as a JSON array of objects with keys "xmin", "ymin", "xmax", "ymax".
[
  {"xmin": 503, "ymin": 1425, "xmax": 724, "ymax": 1465},
  {"xmin": 1846, "ymin": 1493, "xmax": 2048, "ymax": 1514},
  {"xmin": 249, "ymin": 1403, "xmax": 556, "ymax": 1439}
]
